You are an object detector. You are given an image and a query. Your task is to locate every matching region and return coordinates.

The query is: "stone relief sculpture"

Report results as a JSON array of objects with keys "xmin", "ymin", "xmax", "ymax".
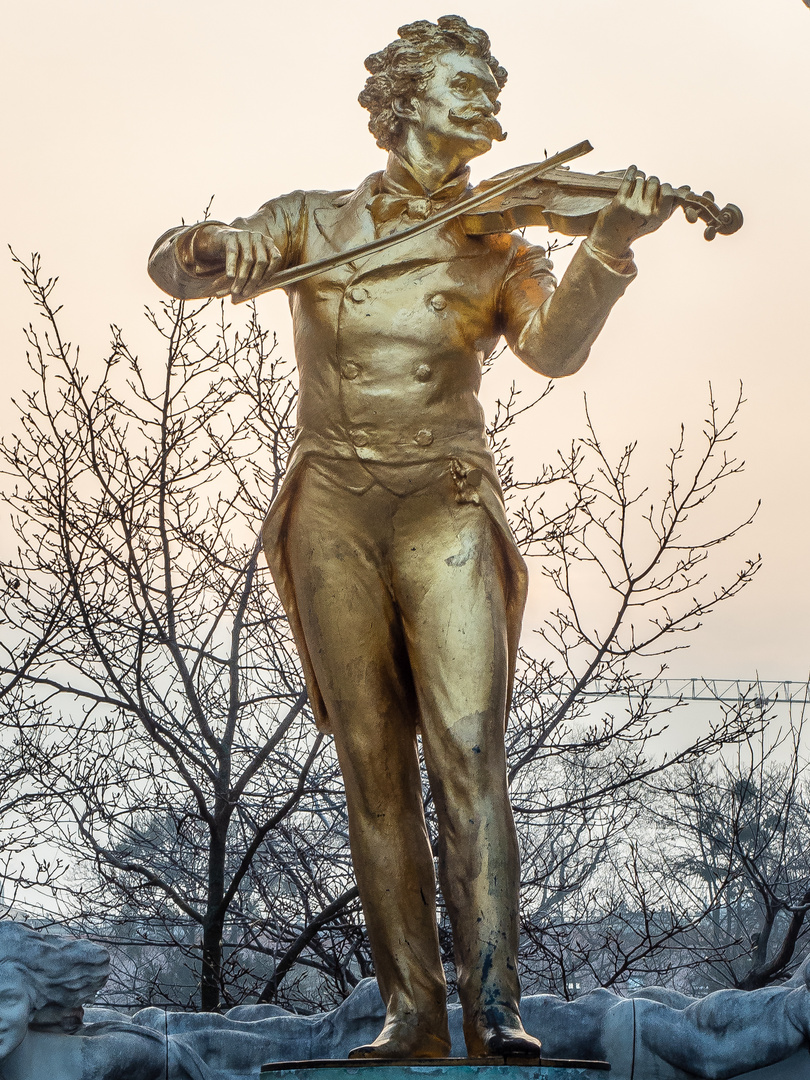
[
  {"xmin": 147, "ymin": 14, "xmax": 745, "ymax": 1060},
  {"xmin": 3, "ymin": 923, "xmax": 810, "ymax": 1080},
  {"xmin": 0, "ymin": 921, "xmax": 109, "ymax": 1054}
]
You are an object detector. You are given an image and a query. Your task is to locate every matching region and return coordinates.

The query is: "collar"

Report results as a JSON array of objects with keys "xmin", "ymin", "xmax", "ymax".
[{"xmin": 379, "ymin": 154, "xmax": 471, "ymax": 203}]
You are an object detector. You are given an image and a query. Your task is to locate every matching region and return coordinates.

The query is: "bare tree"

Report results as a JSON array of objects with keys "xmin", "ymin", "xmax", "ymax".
[
  {"xmin": 483, "ymin": 376, "xmax": 766, "ymax": 998},
  {"xmin": 0, "ymin": 251, "xmax": 345, "ymax": 1009},
  {"xmin": 655, "ymin": 716, "xmax": 810, "ymax": 992}
]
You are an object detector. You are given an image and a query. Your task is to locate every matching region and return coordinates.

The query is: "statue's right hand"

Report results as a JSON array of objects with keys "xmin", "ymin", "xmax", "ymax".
[
  {"xmin": 194, "ymin": 225, "xmax": 283, "ymax": 299},
  {"xmin": 225, "ymin": 229, "xmax": 283, "ymax": 299}
]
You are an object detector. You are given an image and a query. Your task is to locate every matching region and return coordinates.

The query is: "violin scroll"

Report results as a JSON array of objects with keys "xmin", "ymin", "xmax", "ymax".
[{"xmin": 681, "ymin": 189, "xmax": 743, "ymax": 241}]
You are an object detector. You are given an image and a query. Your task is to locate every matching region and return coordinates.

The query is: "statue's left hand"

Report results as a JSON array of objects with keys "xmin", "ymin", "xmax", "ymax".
[{"xmin": 588, "ymin": 166, "xmax": 688, "ymax": 258}]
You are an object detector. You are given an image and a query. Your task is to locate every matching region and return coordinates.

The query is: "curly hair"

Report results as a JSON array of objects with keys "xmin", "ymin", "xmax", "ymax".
[
  {"xmin": 0, "ymin": 921, "xmax": 109, "ymax": 1033},
  {"xmin": 359, "ymin": 15, "xmax": 508, "ymax": 151}
]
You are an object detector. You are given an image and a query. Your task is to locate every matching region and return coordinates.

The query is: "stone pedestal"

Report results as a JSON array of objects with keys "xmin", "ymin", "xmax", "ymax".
[{"xmin": 261, "ymin": 1061, "xmax": 610, "ymax": 1080}]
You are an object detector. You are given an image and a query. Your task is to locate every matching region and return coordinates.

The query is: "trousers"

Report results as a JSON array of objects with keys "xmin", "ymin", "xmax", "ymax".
[{"xmin": 285, "ymin": 459, "xmax": 522, "ymax": 1035}]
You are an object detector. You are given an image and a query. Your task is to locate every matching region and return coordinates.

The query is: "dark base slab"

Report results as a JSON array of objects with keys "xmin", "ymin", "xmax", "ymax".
[{"xmin": 261, "ymin": 1061, "xmax": 610, "ymax": 1079}]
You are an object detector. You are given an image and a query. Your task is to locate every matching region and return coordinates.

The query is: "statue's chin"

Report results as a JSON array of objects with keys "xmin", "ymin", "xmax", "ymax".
[
  {"xmin": 0, "ymin": 1028, "xmax": 30, "ymax": 1076},
  {"xmin": 0, "ymin": 1030, "xmax": 27, "ymax": 1061}
]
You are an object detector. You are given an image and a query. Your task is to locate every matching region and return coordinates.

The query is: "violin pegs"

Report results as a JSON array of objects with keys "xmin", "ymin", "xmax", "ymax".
[
  {"xmin": 684, "ymin": 206, "xmax": 700, "ymax": 224},
  {"xmin": 702, "ymin": 191, "xmax": 715, "ymax": 203},
  {"xmin": 704, "ymin": 225, "xmax": 717, "ymax": 241}
]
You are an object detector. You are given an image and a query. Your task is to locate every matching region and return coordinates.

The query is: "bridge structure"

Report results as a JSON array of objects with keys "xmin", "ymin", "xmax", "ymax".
[{"xmin": 578, "ymin": 678, "xmax": 810, "ymax": 707}]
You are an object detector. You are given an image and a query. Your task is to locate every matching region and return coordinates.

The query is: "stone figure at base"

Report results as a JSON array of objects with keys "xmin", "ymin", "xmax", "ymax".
[
  {"xmin": 4, "ymin": 923, "xmax": 810, "ymax": 1080},
  {"xmin": 149, "ymin": 15, "xmax": 692, "ymax": 1061},
  {"xmin": 0, "ymin": 922, "xmax": 200, "ymax": 1080}
]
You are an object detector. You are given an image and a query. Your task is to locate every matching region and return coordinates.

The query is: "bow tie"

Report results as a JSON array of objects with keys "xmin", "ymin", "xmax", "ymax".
[
  {"xmin": 367, "ymin": 165, "xmax": 471, "ymax": 236},
  {"xmin": 367, "ymin": 193, "xmax": 437, "ymax": 230}
]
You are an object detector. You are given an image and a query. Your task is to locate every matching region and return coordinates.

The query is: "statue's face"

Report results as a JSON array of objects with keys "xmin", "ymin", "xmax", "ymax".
[
  {"xmin": 0, "ymin": 967, "xmax": 32, "ymax": 1059},
  {"xmin": 409, "ymin": 51, "xmax": 502, "ymax": 163}
]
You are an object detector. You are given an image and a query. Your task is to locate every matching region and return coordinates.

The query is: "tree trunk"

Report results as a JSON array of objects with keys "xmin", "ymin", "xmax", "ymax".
[
  {"xmin": 201, "ymin": 823, "xmax": 229, "ymax": 1010},
  {"xmin": 201, "ymin": 916, "xmax": 225, "ymax": 1011}
]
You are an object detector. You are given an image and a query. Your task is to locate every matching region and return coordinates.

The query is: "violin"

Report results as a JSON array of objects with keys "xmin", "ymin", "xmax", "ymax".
[
  {"xmin": 463, "ymin": 161, "xmax": 743, "ymax": 242},
  {"xmin": 235, "ymin": 140, "xmax": 742, "ymax": 300}
]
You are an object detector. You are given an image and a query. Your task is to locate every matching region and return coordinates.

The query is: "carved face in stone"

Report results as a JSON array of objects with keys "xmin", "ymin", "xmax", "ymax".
[
  {"xmin": 406, "ymin": 51, "xmax": 503, "ymax": 163},
  {"xmin": 0, "ymin": 964, "xmax": 33, "ymax": 1059}
]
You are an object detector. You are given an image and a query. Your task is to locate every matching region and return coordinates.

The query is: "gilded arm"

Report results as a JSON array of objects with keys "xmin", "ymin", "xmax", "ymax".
[
  {"xmin": 147, "ymin": 191, "xmax": 307, "ymax": 301},
  {"xmin": 500, "ymin": 237, "xmax": 637, "ymax": 378}
]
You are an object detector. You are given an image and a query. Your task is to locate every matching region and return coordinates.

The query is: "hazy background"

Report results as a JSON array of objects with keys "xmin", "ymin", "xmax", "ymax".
[{"xmin": 2, "ymin": 0, "xmax": 808, "ymax": 683}]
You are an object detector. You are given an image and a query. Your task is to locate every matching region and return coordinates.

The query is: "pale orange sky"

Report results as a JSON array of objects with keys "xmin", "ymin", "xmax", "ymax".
[{"xmin": 1, "ymin": 0, "xmax": 808, "ymax": 682}]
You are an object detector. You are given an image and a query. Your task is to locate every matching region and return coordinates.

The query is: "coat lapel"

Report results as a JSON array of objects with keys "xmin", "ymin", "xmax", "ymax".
[
  {"xmin": 312, "ymin": 175, "xmax": 380, "ymax": 270},
  {"xmin": 311, "ymin": 171, "xmax": 475, "ymax": 283}
]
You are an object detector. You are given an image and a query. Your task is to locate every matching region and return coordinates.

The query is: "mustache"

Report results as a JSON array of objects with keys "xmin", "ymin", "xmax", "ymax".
[{"xmin": 448, "ymin": 108, "xmax": 507, "ymax": 143}]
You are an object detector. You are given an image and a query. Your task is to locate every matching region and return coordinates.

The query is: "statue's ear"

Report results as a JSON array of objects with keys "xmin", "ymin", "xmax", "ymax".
[{"xmin": 392, "ymin": 96, "xmax": 419, "ymax": 122}]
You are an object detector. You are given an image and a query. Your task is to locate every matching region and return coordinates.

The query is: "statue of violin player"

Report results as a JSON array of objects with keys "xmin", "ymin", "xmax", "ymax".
[{"xmin": 148, "ymin": 14, "xmax": 741, "ymax": 1062}]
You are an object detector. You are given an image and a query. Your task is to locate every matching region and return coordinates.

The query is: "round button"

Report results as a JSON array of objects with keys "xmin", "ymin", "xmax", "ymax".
[
  {"xmin": 341, "ymin": 363, "xmax": 360, "ymax": 380},
  {"xmin": 414, "ymin": 429, "xmax": 434, "ymax": 447},
  {"xmin": 415, "ymin": 364, "xmax": 432, "ymax": 382},
  {"xmin": 350, "ymin": 429, "xmax": 369, "ymax": 447},
  {"xmin": 348, "ymin": 286, "xmax": 369, "ymax": 303},
  {"xmin": 429, "ymin": 294, "xmax": 447, "ymax": 311}
]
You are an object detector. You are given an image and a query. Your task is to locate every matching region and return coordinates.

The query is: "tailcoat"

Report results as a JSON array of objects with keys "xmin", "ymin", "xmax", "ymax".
[{"xmin": 149, "ymin": 158, "xmax": 636, "ymax": 736}]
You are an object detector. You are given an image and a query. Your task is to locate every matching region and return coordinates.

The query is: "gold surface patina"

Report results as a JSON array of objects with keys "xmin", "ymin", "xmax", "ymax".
[{"xmin": 148, "ymin": 14, "xmax": 725, "ymax": 1064}]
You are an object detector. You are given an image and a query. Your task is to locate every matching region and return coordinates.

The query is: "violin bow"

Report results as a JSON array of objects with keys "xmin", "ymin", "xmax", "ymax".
[{"xmin": 231, "ymin": 139, "xmax": 594, "ymax": 303}]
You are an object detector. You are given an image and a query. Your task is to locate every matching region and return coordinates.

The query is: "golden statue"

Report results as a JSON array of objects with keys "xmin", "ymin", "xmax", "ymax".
[{"xmin": 148, "ymin": 15, "xmax": 739, "ymax": 1061}]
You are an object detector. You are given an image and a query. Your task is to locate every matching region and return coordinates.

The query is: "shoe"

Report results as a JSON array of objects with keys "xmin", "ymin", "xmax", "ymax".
[
  {"xmin": 349, "ymin": 1015, "xmax": 451, "ymax": 1060},
  {"xmin": 464, "ymin": 1007, "xmax": 541, "ymax": 1059}
]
